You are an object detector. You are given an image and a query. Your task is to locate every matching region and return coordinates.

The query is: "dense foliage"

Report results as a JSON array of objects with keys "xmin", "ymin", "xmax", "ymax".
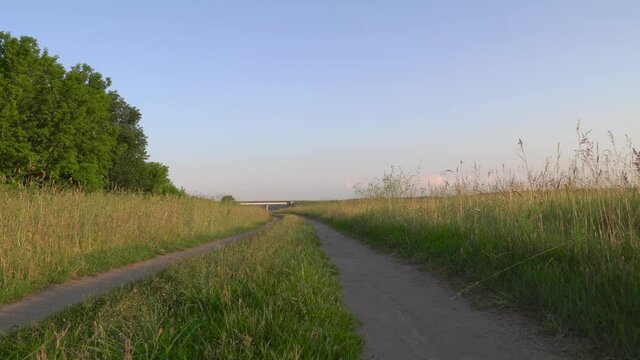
[{"xmin": 0, "ymin": 32, "xmax": 179, "ymax": 193}]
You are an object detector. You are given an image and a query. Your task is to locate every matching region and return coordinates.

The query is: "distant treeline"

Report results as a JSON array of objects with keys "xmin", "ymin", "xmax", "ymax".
[{"xmin": 0, "ymin": 32, "xmax": 180, "ymax": 194}]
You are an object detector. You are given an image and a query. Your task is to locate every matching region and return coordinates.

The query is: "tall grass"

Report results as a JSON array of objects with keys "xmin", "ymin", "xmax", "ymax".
[
  {"xmin": 286, "ymin": 129, "xmax": 640, "ymax": 359},
  {"xmin": 0, "ymin": 188, "xmax": 269, "ymax": 304},
  {"xmin": 0, "ymin": 216, "xmax": 362, "ymax": 359}
]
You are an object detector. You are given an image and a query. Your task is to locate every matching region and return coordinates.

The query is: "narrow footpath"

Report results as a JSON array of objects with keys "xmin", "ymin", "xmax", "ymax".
[
  {"xmin": 0, "ymin": 221, "xmax": 272, "ymax": 334},
  {"xmin": 308, "ymin": 219, "xmax": 572, "ymax": 360}
]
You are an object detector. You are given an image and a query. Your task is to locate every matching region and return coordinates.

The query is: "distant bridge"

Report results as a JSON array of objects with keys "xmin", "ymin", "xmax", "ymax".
[{"xmin": 238, "ymin": 201, "xmax": 295, "ymax": 211}]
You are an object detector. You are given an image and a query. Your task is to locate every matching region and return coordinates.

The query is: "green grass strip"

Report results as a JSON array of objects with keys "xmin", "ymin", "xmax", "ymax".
[{"xmin": 0, "ymin": 216, "xmax": 361, "ymax": 359}]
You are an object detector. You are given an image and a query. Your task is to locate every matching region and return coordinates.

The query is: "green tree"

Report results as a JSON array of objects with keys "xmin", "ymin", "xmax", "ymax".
[
  {"xmin": 0, "ymin": 31, "xmax": 181, "ymax": 193},
  {"xmin": 220, "ymin": 195, "xmax": 236, "ymax": 205},
  {"xmin": 56, "ymin": 63, "xmax": 117, "ymax": 190},
  {"xmin": 107, "ymin": 92, "xmax": 149, "ymax": 190},
  {"xmin": 0, "ymin": 32, "xmax": 66, "ymax": 183},
  {"xmin": 141, "ymin": 162, "xmax": 181, "ymax": 195},
  {"xmin": 0, "ymin": 32, "xmax": 117, "ymax": 190},
  {"xmin": 106, "ymin": 94, "xmax": 183, "ymax": 195}
]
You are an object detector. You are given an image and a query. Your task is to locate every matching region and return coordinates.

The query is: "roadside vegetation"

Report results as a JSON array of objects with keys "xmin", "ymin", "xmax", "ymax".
[
  {"xmin": 0, "ymin": 188, "xmax": 269, "ymax": 304},
  {"xmin": 0, "ymin": 32, "xmax": 274, "ymax": 306},
  {"xmin": 0, "ymin": 216, "xmax": 361, "ymax": 359},
  {"xmin": 1, "ymin": 31, "xmax": 179, "ymax": 194},
  {"xmin": 285, "ymin": 129, "xmax": 640, "ymax": 359}
]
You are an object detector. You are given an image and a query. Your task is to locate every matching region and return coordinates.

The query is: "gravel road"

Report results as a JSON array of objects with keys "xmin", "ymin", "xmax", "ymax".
[{"xmin": 308, "ymin": 219, "xmax": 571, "ymax": 360}]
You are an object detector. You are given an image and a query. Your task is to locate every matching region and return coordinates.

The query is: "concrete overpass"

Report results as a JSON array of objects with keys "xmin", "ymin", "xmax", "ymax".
[{"xmin": 238, "ymin": 201, "xmax": 295, "ymax": 211}]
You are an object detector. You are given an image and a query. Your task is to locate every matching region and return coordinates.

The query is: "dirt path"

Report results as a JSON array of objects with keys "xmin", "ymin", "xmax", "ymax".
[
  {"xmin": 308, "ymin": 219, "xmax": 572, "ymax": 360},
  {"xmin": 0, "ymin": 221, "xmax": 273, "ymax": 334}
]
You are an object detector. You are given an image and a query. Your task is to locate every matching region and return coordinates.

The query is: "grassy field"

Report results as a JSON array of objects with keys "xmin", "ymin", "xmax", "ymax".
[
  {"xmin": 0, "ymin": 188, "xmax": 269, "ymax": 304},
  {"xmin": 0, "ymin": 216, "xmax": 361, "ymax": 359},
  {"xmin": 284, "ymin": 134, "xmax": 640, "ymax": 359},
  {"xmin": 285, "ymin": 190, "xmax": 640, "ymax": 358}
]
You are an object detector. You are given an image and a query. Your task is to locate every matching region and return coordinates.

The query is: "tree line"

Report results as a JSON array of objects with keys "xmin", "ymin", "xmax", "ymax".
[{"xmin": 0, "ymin": 32, "xmax": 180, "ymax": 194}]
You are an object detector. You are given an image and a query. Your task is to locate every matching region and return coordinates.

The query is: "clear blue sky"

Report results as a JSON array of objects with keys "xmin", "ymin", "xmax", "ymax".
[{"xmin": 3, "ymin": 0, "xmax": 639, "ymax": 199}]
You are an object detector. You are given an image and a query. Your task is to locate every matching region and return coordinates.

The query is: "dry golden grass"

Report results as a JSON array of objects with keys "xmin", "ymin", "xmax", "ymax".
[{"xmin": 0, "ymin": 189, "xmax": 269, "ymax": 304}]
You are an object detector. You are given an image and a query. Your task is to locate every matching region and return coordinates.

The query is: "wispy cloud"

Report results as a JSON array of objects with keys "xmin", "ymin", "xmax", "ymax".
[
  {"xmin": 421, "ymin": 174, "xmax": 445, "ymax": 187},
  {"xmin": 345, "ymin": 179, "xmax": 358, "ymax": 190}
]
